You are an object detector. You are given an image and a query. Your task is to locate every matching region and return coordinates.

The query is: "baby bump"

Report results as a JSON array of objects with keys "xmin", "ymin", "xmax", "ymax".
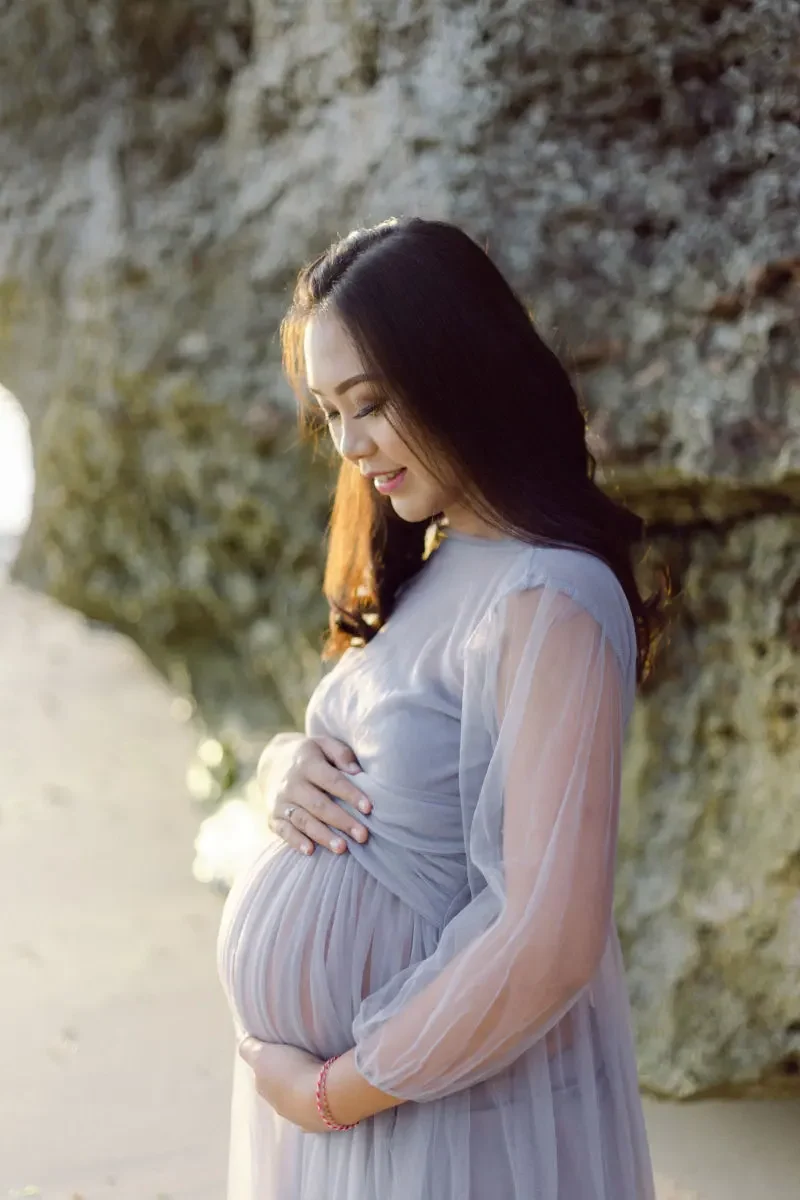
[{"xmin": 216, "ymin": 839, "xmax": 440, "ymax": 1059}]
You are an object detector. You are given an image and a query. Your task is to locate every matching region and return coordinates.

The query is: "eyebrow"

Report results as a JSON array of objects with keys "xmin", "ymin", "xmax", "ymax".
[{"xmin": 307, "ymin": 373, "xmax": 378, "ymax": 398}]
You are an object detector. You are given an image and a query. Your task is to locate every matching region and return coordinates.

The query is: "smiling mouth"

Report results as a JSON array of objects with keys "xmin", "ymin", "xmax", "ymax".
[{"xmin": 372, "ymin": 468, "xmax": 407, "ymax": 495}]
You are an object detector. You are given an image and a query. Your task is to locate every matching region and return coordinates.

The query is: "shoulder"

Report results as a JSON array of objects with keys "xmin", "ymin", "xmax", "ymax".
[
  {"xmin": 477, "ymin": 543, "xmax": 637, "ymax": 687},
  {"xmin": 486, "ymin": 543, "xmax": 628, "ymax": 618},
  {"xmin": 526, "ymin": 545, "xmax": 631, "ymax": 624}
]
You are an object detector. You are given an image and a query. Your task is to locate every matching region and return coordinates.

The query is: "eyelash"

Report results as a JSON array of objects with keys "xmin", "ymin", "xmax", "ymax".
[{"xmin": 324, "ymin": 400, "xmax": 382, "ymax": 425}]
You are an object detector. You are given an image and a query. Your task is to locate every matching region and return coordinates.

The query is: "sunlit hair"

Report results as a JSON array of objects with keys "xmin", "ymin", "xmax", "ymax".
[{"xmin": 280, "ymin": 217, "xmax": 670, "ymax": 684}]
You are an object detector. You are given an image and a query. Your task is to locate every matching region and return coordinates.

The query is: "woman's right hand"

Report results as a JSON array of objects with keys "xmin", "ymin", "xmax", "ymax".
[{"xmin": 259, "ymin": 733, "xmax": 372, "ymax": 856}]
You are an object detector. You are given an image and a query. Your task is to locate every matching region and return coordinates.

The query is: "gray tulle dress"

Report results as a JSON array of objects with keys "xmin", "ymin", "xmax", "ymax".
[{"xmin": 216, "ymin": 531, "xmax": 657, "ymax": 1199}]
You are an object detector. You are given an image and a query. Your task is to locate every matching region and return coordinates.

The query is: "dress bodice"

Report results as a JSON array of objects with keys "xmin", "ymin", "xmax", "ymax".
[{"xmin": 303, "ymin": 535, "xmax": 530, "ymax": 924}]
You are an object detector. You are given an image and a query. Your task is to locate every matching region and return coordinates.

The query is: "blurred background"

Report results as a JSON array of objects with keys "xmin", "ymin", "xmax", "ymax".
[{"xmin": 0, "ymin": 1, "xmax": 798, "ymax": 1197}]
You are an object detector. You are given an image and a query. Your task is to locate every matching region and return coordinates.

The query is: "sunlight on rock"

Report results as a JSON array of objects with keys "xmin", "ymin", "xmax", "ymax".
[
  {"xmin": 0, "ymin": 385, "xmax": 34, "ymax": 574},
  {"xmin": 169, "ymin": 695, "xmax": 195, "ymax": 723},
  {"xmin": 193, "ymin": 795, "xmax": 273, "ymax": 892},
  {"xmin": 198, "ymin": 738, "xmax": 226, "ymax": 768}
]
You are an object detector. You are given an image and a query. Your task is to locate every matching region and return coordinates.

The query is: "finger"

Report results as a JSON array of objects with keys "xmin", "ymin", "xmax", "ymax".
[
  {"xmin": 314, "ymin": 735, "xmax": 362, "ymax": 775},
  {"xmin": 286, "ymin": 804, "xmax": 350, "ymax": 854},
  {"xmin": 269, "ymin": 815, "xmax": 315, "ymax": 857},
  {"xmin": 306, "ymin": 755, "xmax": 372, "ymax": 816},
  {"xmin": 238, "ymin": 1035, "xmax": 263, "ymax": 1066},
  {"xmin": 293, "ymin": 780, "xmax": 370, "ymax": 844}
]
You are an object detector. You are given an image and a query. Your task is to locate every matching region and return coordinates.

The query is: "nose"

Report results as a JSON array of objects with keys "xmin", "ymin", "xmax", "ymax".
[{"xmin": 337, "ymin": 414, "xmax": 376, "ymax": 464}]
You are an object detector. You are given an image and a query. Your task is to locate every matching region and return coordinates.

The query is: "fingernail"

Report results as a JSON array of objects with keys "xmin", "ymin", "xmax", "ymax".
[
  {"xmin": 358, "ymin": 799, "xmax": 371, "ymax": 813},
  {"xmin": 302, "ymin": 844, "xmax": 313, "ymax": 855},
  {"xmin": 351, "ymin": 827, "xmax": 366, "ymax": 842},
  {"xmin": 345, "ymin": 763, "xmax": 360, "ymax": 774},
  {"xmin": 331, "ymin": 838, "xmax": 345, "ymax": 852}
]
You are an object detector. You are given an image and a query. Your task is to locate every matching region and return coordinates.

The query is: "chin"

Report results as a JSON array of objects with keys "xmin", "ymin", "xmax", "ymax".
[{"xmin": 388, "ymin": 494, "xmax": 437, "ymax": 524}]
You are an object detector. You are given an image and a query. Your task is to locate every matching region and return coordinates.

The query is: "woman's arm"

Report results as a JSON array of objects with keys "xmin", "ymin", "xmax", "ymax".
[{"xmin": 325, "ymin": 584, "xmax": 628, "ymax": 1113}]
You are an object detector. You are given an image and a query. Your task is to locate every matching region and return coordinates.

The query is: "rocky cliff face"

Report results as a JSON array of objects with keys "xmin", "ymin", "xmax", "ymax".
[{"xmin": 1, "ymin": 0, "xmax": 798, "ymax": 1098}]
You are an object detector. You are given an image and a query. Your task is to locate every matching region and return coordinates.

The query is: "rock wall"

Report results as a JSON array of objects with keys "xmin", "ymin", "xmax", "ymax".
[{"xmin": 1, "ymin": 0, "xmax": 798, "ymax": 1097}]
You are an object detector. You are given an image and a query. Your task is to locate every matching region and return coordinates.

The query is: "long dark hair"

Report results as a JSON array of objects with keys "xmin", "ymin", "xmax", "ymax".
[{"xmin": 281, "ymin": 217, "xmax": 669, "ymax": 685}]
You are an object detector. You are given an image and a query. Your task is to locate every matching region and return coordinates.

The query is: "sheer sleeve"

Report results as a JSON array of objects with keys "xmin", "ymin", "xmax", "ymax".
[{"xmin": 351, "ymin": 575, "xmax": 633, "ymax": 1102}]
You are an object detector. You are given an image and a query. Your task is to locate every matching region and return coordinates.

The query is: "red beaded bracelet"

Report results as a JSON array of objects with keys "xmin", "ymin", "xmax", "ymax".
[{"xmin": 315, "ymin": 1055, "xmax": 358, "ymax": 1131}]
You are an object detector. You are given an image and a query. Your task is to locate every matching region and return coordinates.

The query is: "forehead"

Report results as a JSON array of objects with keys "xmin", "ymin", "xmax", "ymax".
[{"xmin": 303, "ymin": 310, "xmax": 364, "ymax": 392}]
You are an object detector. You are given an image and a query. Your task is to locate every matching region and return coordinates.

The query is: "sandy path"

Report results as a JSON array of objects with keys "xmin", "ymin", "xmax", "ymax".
[
  {"xmin": 1, "ymin": 581, "xmax": 798, "ymax": 1199},
  {"xmin": 0, "ymin": 583, "xmax": 233, "ymax": 1199}
]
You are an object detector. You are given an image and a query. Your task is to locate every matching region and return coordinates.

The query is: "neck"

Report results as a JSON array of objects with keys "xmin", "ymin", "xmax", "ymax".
[{"xmin": 440, "ymin": 503, "xmax": 507, "ymax": 540}]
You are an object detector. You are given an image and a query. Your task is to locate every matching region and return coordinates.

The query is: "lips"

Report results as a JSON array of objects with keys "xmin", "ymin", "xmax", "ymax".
[{"xmin": 372, "ymin": 468, "xmax": 407, "ymax": 495}]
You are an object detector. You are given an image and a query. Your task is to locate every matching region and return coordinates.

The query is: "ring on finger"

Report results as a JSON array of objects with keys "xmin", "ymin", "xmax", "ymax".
[{"xmin": 284, "ymin": 804, "xmax": 297, "ymax": 821}]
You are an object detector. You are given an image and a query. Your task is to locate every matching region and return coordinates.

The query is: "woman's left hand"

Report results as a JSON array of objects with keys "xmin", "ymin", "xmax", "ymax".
[{"xmin": 238, "ymin": 1037, "xmax": 328, "ymax": 1133}]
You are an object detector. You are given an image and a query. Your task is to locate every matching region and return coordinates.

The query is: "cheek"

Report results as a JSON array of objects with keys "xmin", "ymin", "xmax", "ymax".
[
  {"xmin": 377, "ymin": 420, "xmax": 410, "ymax": 465},
  {"xmin": 379, "ymin": 420, "xmax": 459, "ymax": 507},
  {"xmin": 379, "ymin": 422, "xmax": 429, "ymax": 482},
  {"xmin": 403, "ymin": 459, "xmax": 458, "ymax": 515}
]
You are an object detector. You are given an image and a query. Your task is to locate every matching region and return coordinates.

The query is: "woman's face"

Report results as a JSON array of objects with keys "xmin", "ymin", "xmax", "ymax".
[{"xmin": 304, "ymin": 310, "xmax": 462, "ymax": 525}]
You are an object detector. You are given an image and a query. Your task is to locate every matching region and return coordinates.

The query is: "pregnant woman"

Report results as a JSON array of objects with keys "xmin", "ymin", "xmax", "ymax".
[{"xmin": 217, "ymin": 217, "xmax": 665, "ymax": 1199}]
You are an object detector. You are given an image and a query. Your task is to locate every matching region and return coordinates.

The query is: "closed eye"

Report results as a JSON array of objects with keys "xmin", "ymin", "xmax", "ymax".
[
  {"xmin": 321, "ymin": 400, "xmax": 383, "ymax": 425},
  {"xmin": 355, "ymin": 401, "xmax": 383, "ymax": 419}
]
